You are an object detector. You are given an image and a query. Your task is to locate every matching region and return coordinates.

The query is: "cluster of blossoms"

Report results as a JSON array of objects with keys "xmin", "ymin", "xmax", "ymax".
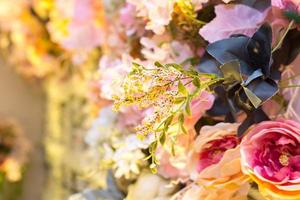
[{"xmin": 0, "ymin": 0, "xmax": 300, "ymax": 200}]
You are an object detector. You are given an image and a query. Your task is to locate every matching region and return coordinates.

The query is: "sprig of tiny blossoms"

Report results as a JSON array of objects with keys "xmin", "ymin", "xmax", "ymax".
[{"xmin": 113, "ymin": 62, "xmax": 223, "ymax": 172}]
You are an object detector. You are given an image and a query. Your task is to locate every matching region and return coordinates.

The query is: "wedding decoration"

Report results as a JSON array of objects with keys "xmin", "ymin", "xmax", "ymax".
[{"xmin": 1, "ymin": 0, "xmax": 300, "ymax": 200}]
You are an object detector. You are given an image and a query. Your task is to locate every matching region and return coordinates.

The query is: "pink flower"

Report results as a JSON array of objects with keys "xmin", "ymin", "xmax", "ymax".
[
  {"xmin": 157, "ymin": 129, "xmax": 196, "ymax": 180},
  {"xmin": 199, "ymin": 4, "xmax": 266, "ymax": 43},
  {"xmin": 272, "ymin": 0, "xmax": 300, "ymax": 14},
  {"xmin": 48, "ymin": 0, "xmax": 104, "ymax": 51},
  {"xmin": 184, "ymin": 91, "xmax": 214, "ymax": 128},
  {"xmin": 187, "ymin": 123, "xmax": 249, "ymax": 198},
  {"xmin": 117, "ymin": 106, "xmax": 146, "ymax": 129},
  {"xmin": 127, "ymin": 0, "xmax": 175, "ymax": 34},
  {"xmin": 157, "ymin": 92, "xmax": 214, "ymax": 180},
  {"xmin": 241, "ymin": 119, "xmax": 300, "ymax": 199}
]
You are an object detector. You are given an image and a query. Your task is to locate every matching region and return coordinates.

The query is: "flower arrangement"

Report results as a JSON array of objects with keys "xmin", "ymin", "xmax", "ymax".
[
  {"xmin": 74, "ymin": 1, "xmax": 300, "ymax": 200},
  {"xmin": 0, "ymin": 0, "xmax": 300, "ymax": 200}
]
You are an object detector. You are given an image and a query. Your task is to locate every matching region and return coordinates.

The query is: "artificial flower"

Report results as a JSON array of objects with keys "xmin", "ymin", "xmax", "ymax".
[
  {"xmin": 112, "ymin": 134, "xmax": 150, "ymax": 179},
  {"xmin": 272, "ymin": 0, "xmax": 300, "ymax": 14},
  {"xmin": 47, "ymin": 0, "xmax": 104, "ymax": 58},
  {"xmin": 84, "ymin": 105, "xmax": 118, "ymax": 147},
  {"xmin": 241, "ymin": 119, "xmax": 300, "ymax": 200},
  {"xmin": 97, "ymin": 54, "xmax": 132, "ymax": 100},
  {"xmin": 197, "ymin": 24, "xmax": 279, "ymax": 135},
  {"xmin": 127, "ymin": 0, "xmax": 175, "ymax": 35},
  {"xmin": 171, "ymin": 183, "xmax": 249, "ymax": 200},
  {"xmin": 199, "ymin": 4, "xmax": 266, "ymax": 43},
  {"xmin": 157, "ymin": 129, "xmax": 196, "ymax": 180},
  {"xmin": 184, "ymin": 91, "xmax": 215, "ymax": 128},
  {"xmin": 125, "ymin": 170, "xmax": 178, "ymax": 200},
  {"xmin": 187, "ymin": 123, "xmax": 249, "ymax": 198},
  {"xmin": 140, "ymin": 36, "xmax": 194, "ymax": 64}
]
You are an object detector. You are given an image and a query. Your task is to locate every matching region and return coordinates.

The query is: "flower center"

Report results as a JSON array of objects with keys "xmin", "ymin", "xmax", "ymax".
[{"xmin": 279, "ymin": 152, "xmax": 290, "ymax": 166}]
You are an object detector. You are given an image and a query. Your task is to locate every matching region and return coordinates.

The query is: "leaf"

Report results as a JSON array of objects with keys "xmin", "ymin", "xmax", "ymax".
[
  {"xmin": 192, "ymin": 77, "xmax": 201, "ymax": 87},
  {"xmin": 159, "ymin": 132, "xmax": 166, "ymax": 145},
  {"xmin": 165, "ymin": 63, "xmax": 183, "ymax": 71},
  {"xmin": 219, "ymin": 60, "xmax": 242, "ymax": 83},
  {"xmin": 185, "ymin": 95, "xmax": 192, "ymax": 115},
  {"xmin": 174, "ymin": 97, "xmax": 186, "ymax": 104},
  {"xmin": 164, "ymin": 115, "xmax": 174, "ymax": 130},
  {"xmin": 284, "ymin": 11, "xmax": 300, "ymax": 23},
  {"xmin": 243, "ymin": 86, "xmax": 262, "ymax": 108},
  {"xmin": 154, "ymin": 61, "xmax": 164, "ymax": 68},
  {"xmin": 199, "ymin": 4, "xmax": 265, "ymax": 43},
  {"xmin": 178, "ymin": 81, "xmax": 188, "ymax": 95}
]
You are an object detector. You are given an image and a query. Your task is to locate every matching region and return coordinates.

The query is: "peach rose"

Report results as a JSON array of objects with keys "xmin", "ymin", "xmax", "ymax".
[
  {"xmin": 171, "ymin": 183, "xmax": 249, "ymax": 200},
  {"xmin": 186, "ymin": 123, "xmax": 249, "ymax": 200}
]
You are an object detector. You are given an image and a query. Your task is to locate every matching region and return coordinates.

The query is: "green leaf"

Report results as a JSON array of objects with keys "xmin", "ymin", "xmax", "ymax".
[
  {"xmin": 149, "ymin": 141, "xmax": 158, "ymax": 154},
  {"xmin": 132, "ymin": 62, "xmax": 141, "ymax": 67},
  {"xmin": 243, "ymin": 86, "xmax": 262, "ymax": 108},
  {"xmin": 159, "ymin": 132, "xmax": 166, "ymax": 145},
  {"xmin": 186, "ymin": 70, "xmax": 199, "ymax": 76},
  {"xmin": 178, "ymin": 81, "xmax": 188, "ymax": 95},
  {"xmin": 154, "ymin": 61, "xmax": 164, "ymax": 68},
  {"xmin": 178, "ymin": 113, "xmax": 184, "ymax": 124},
  {"xmin": 174, "ymin": 97, "xmax": 186, "ymax": 104},
  {"xmin": 192, "ymin": 77, "xmax": 201, "ymax": 88},
  {"xmin": 185, "ymin": 96, "xmax": 192, "ymax": 115},
  {"xmin": 165, "ymin": 63, "xmax": 183, "ymax": 71},
  {"xmin": 171, "ymin": 143, "xmax": 176, "ymax": 156},
  {"xmin": 284, "ymin": 11, "xmax": 300, "ymax": 23},
  {"xmin": 219, "ymin": 60, "xmax": 242, "ymax": 83}
]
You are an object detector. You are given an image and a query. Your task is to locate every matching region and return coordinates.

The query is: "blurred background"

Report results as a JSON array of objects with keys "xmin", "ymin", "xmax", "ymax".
[{"xmin": 0, "ymin": 0, "xmax": 104, "ymax": 199}]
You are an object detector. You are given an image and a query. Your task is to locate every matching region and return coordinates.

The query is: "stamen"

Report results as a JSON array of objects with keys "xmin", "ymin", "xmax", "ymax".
[{"xmin": 279, "ymin": 153, "xmax": 290, "ymax": 166}]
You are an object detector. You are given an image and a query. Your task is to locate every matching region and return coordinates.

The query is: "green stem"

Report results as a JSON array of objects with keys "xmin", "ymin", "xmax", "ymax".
[
  {"xmin": 280, "ymin": 84, "xmax": 300, "ymax": 89},
  {"xmin": 272, "ymin": 20, "xmax": 294, "ymax": 53}
]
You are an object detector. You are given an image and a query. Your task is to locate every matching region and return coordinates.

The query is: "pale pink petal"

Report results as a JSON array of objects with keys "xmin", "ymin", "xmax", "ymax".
[{"xmin": 199, "ymin": 4, "xmax": 266, "ymax": 43}]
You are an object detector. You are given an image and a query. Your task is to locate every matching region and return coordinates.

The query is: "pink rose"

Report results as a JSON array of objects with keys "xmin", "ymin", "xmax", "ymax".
[
  {"xmin": 241, "ymin": 119, "xmax": 300, "ymax": 199},
  {"xmin": 272, "ymin": 0, "xmax": 300, "ymax": 14}
]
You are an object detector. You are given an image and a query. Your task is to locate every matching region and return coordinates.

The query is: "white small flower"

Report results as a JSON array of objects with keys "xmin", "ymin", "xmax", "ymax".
[{"xmin": 85, "ymin": 106, "xmax": 117, "ymax": 146}]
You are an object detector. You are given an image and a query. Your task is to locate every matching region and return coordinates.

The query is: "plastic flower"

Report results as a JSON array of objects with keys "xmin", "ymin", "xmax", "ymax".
[
  {"xmin": 98, "ymin": 54, "xmax": 132, "ymax": 100},
  {"xmin": 84, "ymin": 106, "xmax": 117, "ymax": 147},
  {"xmin": 171, "ymin": 183, "xmax": 249, "ymax": 200},
  {"xmin": 47, "ymin": 0, "xmax": 104, "ymax": 57},
  {"xmin": 240, "ymin": 119, "xmax": 300, "ymax": 200},
  {"xmin": 184, "ymin": 91, "xmax": 215, "ymax": 128},
  {"xmin": 125, "ymin": 171, "xmax": 178, "ymax": 200},
  {"xmin": 187, "ymin": 123, "xmax": 249, "ymax": 199},
  {"xmin": 272, "ymin": 0, "xmax": 300, "ymax": 14},
  {"xmin": 197, "ymin": 24, "xmax": 280, "ymax": 135},
  {"xmin": 127, "ymin": 0, "xmax": 175, "ymax": 34},
  {"xmin": 157, "ymin": 129, "xmax": 196, "ymax": 180},
  {"xmin": 140, "ymin": 36, "xmax": 194, "ymax": 64},
  {"xmin": 112, "ymin": 134, "xmax": 150, "ymax": 179}
]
